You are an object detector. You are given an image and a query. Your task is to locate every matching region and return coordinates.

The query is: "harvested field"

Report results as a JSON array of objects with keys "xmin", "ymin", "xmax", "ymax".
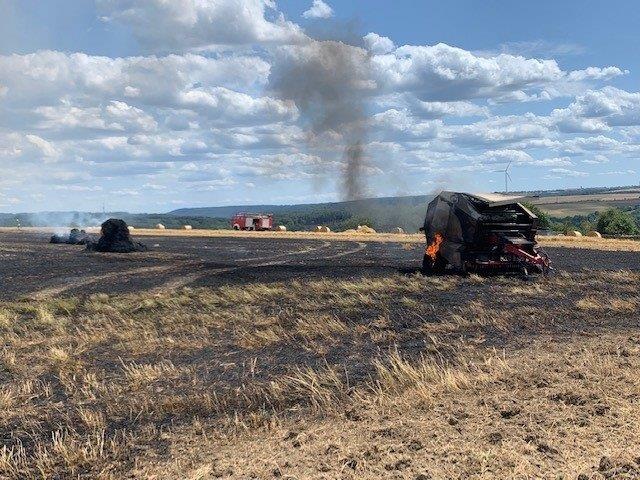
[
  {"xmin": 538, "ymin": 235, "xmax": 640, "ymax": 252},
  {"xmin": 1, "ymin": 231, "xmax": 639, "ymax": 478},
  {"xmin": 0, "ymin": 231, "xmax": 639, "ymax": 301}
]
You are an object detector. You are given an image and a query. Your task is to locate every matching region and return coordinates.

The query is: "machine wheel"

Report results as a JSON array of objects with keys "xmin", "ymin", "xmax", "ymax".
[{"xmin": 422, "ymin": 253, "xmax": 447, "ymax": 274}]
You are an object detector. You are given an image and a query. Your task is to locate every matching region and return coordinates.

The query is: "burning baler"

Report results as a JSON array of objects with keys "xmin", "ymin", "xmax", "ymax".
[{"xmin": 422, "ymin": 192, "xmax": 550, "ymax": 275}]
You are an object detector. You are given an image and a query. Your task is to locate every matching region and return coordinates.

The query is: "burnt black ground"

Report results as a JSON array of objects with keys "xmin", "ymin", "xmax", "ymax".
[{"xmin": 0, "ymin": 230, "xmax": 639, "ymax": 301}]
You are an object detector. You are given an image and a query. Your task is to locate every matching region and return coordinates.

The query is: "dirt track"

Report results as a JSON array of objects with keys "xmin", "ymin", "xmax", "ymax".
[{"xmin": 1, "ymin": 230, "xmax": 639, "ymax": 301}]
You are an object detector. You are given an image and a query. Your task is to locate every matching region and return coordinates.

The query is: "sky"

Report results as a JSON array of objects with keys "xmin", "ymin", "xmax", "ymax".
[{"xmin": 1, "ymin": 0, "xmax": 640, "ymax": 213}]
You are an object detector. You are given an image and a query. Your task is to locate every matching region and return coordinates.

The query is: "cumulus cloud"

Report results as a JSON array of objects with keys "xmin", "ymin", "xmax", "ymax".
[
  {"xmin": 372, "ymin": 109, "xmax": 440, "ymax": 140},
  {"xmin": 447, "ymin": 114, "xmax": 552, "ymax": 147},
  {"xmin": 371, "ymin": 43, "xmax": 564, "ymax": 101},
  {"xmin": 567, "ymin": 66, "xmax": 628, "ymax": 82},
  {"xmin": 482, "ymin": 149, "xmax": 533, "ymax": 165},
  {"xmin": 412, "ymin": 100, "xmax": 488, "ymax": 119},
  {"xmin": 0, "ymin": 1, "xmax": 638, "ymax": 211},
  {"xmin": 363, "ymin": 33, "xmax": 395, "ymax": 55},
  {"xmin": 98, "ymin": 0, "xmax": 304, "ymax": 50},
  {"xmin": 178, "ymin": 87, "xmax": 298, "ymax": 124},
  {"xmin": 302, "ymin": 0, "xmax": 334, "ymax": 19},
  {"xmin": 550, "ymin": 86, "xmax": 640, "ymax": 136},
  {"xmin": 34, "ymin": 100, "xmax": 158, "ymax": 133},
  {"xmin": 0, "ymin": 51, "xmax": 271, "ymax": 106}
]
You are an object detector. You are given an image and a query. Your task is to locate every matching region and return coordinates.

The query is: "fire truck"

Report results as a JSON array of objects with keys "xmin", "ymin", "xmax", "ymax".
[{"xmin": 231, "ymin": 212, "xmax": 274, "ymax": 231}]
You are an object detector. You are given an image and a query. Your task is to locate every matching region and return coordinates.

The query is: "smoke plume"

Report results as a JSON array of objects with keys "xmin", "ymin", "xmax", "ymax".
[{"xmin": 269, "ymin": 37, "xmax": 373, "ymax": 200}]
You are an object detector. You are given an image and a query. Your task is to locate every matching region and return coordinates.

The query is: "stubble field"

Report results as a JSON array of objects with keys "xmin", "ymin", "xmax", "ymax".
[{"xmin": 0, "ymin": 230, "xmax": 639, "ymax": 479}]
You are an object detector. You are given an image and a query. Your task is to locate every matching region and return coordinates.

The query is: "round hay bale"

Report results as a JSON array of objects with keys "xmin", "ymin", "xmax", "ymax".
[
  {"xmin": 127, "ymin": 226, "xmax": 135, "ymax": 231},
  {"xmin": 356, "ymin": 225, "xmax": 376, "ymax": 234},
  {"xmin": 393, "ymin": 227, "xmax": 404, "ymax": 234},
  {"xmin": 182, "ymin": 225, "xmax": 193, "ymax": 230},
  {"xmin": 313, "ymin": 225, "xmax": 331, "ymax": 233},
  {"xmin": 155, "ymin": 223, "xmax": 166, "ymax": 230},
  {"xmin": 587, "ymin": 230, "xmax": 602, "ymax": 238},
  {"xmin": 275, "ymin": 225, "xmax": 287, "ymax": 231},
  {"xmin": 565, "ymin": 230, "xmax": 582, "ymax": 237}
]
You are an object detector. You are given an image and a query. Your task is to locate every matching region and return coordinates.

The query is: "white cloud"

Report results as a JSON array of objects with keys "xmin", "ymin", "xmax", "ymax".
[
  {"xmin": 98, "ymin": 0, "xmax": 304, "ymax": 50},
  {"xmin": 583, "ymin": 154, "xmax": 609, "ymax": 164},
  {"xmin": 372, "ymin": 109, "xmax": 440, "ymax": 140},
  {"xmin": 567, "ymin": 66, "xmax": 628, "ymax": 82},
  {"xmin": 447, "ymin": 114, "xmax": 552, "ymax": 147},
  {"xmin": 562, "ymin": 135, "xmax": 626, "ymax": 153},
  {"xmin": 112, "ymin": 189, "xmax": 140, "ymax": 196},
  {"xmin": 302, "ymin": 0, "xmax": 334, "ymax": 19},
  {"xmin": 371, "ymin": 43, "xmax": 564, "ymax": 101},
  {"xmin": 363, "ymin": 33, "xmax": 395, "ymax": 55},
  {"xmin": 482, "ymin": 149, "xmax": 533, "ymax": 165},
  {"xmin": 412, "ymin": 100, "xmax": 488, "ymax": 119},
  {"xmin": 531, "ymin": 156, "xmax": 573, "ymax": 167},
  {"xmin": 0, "ymin": 5, "xmax": 637, "ymax": 211},
  {"xmin": 142, "ymin": 183, "xmax": 167, "ymax": 190},
  {"xmin": 562, "ymin": 87, "xmax": 640, "ymax": 127},
  {"xmin": 25, "ymin": 134, "xmax": 59, "ymax": 159},
  {"xmin": 34, "ymin": 100, "xmax": 158, "ymax": 133},
  {"xmin": 53, "ymin": 185, "xmax": 104, "ymax": 192},
  {"xmin": 0, "ymin": 51, "xmax": 271, "ymax": 105},
  {"xmin": 0, "ymin": 195, "xmax": 21, "ymax": 207},
  {"xmin": 549, "ymin": 168, "xmax": 588, "ymax": 177},
  {"xmin": 178, "ymin": 87, "xmax": 298, "ymax": 124}
]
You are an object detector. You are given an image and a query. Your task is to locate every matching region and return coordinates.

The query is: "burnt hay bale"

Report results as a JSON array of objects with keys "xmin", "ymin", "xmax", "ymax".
[
  {"xmin": 87, "ymin": 218, "xmax": 147, "ymax": 253},
  {"xmin": 50, "ymin": 228, "xmax": 93, "ymax": 245}
]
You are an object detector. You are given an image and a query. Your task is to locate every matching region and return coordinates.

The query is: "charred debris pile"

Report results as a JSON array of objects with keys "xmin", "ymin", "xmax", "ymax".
[
  {"xmin": 86, "ymin": 219, "xmax": 147, "ymax": 253},
  {"xmin": 50, "ymin": 228, "xmax": 93, "ymax": 245}
]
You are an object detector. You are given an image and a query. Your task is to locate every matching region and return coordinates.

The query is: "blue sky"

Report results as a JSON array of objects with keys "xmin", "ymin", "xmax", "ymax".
[{"xmin": 1, "ymin": 0, "xmax": 639, "ymax": 212}]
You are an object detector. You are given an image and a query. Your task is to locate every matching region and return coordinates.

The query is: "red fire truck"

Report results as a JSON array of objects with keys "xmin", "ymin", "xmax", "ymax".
[{"xmin": 231, "ymin": 213, "xmax": 274, "ymax": 231}]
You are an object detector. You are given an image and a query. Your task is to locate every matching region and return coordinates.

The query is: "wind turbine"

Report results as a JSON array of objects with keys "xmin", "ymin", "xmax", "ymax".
[{"xmin": 501, "ymin": 162, "xmax": 512, "ymax": 193}]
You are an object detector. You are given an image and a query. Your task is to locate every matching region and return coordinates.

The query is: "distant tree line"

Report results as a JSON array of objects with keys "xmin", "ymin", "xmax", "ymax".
[
  {"xmin": 4, "ymin": 202, "xmax": 637, "ymax": 236},
  {"xmin": 545, "ymin": 206, "xmax": 640, "ymax": 236},
  {"xmin": 0, "ymin": 212, "xmax": 229, "ymax": 230}
]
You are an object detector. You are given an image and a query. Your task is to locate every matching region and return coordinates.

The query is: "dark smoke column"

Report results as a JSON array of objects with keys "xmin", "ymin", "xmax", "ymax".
[
  {"xmin": 269, "ymin": 38, "xmax": 373, "ymax": 200},
  {"xmin": 344, "ymin": 141, "xmax": 365, "ymax": 200}
]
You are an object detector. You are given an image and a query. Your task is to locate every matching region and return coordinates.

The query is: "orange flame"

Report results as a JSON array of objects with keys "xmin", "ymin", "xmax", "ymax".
[{"xmin": 426, "ymin": 233, "xmax": 443, "ymax": 261}]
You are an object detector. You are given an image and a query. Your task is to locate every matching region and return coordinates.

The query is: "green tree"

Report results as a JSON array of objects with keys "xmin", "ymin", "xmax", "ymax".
[
  {"xmin": 596, "ymin": 208, "xmax": 640, "ymax": 235},
  {"xmin": 523, "ymin": 203, "xmax": 551, "ymax": 230}
]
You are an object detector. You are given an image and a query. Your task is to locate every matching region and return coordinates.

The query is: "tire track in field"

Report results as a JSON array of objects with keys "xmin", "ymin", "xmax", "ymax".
[
  {"xmin": 29, "ymin": 241, "xmax": 335, "ymax": 299},
  {"xmin": 150, "ymin": 241, "xmax": 367, "ymax": 292},
  {"xmin": 29, "ymin": 262, "xmax": 200, "ymax": 300}
]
